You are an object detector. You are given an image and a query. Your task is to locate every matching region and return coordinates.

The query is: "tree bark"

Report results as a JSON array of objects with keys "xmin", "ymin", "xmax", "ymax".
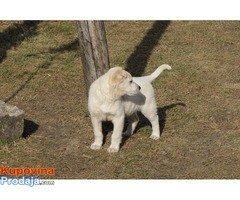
[{"xmin": 77, "ymin": 21, "xmax": 110, "ymax": 93}]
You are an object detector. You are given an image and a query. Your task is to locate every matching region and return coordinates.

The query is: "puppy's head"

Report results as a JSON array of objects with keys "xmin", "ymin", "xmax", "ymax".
[{"xmin": 108, "ymin": 67, "xmax": 140, "ymax": 98}]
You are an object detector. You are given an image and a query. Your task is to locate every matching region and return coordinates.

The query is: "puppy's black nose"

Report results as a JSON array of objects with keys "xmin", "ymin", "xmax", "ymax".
[{"xmin": 138, "ymin": 85, "xmax": 141, "ymax": 90}]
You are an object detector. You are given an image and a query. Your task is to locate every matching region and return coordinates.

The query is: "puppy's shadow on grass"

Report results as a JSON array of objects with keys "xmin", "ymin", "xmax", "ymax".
[
  {"xmin": 136, "ymin": 102, "xmax": 186, "ymax": 135},
  {"xmin": 102, "ymin": 122, "xmax": 113, "ymax": 146},
  {"xmin": 158, "ymin": 102, "xmax": 186, "ymax": 135},
  {"xmin": 121, "ymin": 102, "xmax": 186, "ymax": 147},
  {"xmin": 102, "ymin": 103, "xmax": 186, "ymax": 147}
]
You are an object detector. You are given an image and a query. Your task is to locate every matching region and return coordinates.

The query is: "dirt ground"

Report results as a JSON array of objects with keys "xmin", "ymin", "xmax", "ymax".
[{"xmin": 0, "ymin": 21, "xmax": 240, "ymax": 179}]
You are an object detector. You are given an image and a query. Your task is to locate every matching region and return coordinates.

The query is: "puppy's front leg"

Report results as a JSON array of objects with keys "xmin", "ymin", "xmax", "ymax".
[
  {"xmin": 90, "ymin": 116, "xmax": 103, "ymax": 150},
  {"xmin": 108, "ymin": 115, "xmax": 124, "ymax": 153}
]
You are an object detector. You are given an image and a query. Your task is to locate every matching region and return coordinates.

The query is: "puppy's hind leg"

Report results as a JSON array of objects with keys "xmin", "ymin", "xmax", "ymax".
[
  {"xmin": 141, "ymin": 107, "xmax": 160, "ymax": 140},
  {"xmin": 123, "ymin": 112, "xmax": 139, "ymax": 137},
  {"xmin": 149, "ymin": 115, "xmax": 160, "ymax": 140},
  {"xmin": 90, "ymin": 117, "xmax": 103, "ymax": 150}
]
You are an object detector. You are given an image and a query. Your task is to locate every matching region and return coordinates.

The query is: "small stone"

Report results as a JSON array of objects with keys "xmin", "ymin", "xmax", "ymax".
[{"xmin": 0, "ymin": 100, "xmax": 24, "ymax": 140}]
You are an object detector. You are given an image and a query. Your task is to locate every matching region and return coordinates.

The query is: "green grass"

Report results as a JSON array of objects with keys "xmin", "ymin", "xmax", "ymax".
[{"xmin": 0, "ymin": 21, "xmax": 240, "ymax": 179}]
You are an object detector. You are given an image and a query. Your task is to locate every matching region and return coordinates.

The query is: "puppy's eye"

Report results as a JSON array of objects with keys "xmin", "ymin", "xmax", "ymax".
[{"xmin": 130, "ymin": 80, "xmax": 133, "ymax": 83}]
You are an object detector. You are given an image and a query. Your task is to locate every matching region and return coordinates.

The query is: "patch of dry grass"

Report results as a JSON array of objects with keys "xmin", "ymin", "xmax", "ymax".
[{"xmin": 0, "ymin": 21, "xmax": 240, "ymax": 179}]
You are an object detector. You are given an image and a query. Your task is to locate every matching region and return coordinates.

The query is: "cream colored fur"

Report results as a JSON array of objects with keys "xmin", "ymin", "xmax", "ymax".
[{"xmin": 88, "ymin": 64, "xmax": 171, "ymax": 153}]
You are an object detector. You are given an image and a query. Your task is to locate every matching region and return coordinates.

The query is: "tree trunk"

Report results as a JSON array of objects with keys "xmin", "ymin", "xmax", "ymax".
[{"xmin": 77, "ymin": 21, "xmax": 110, "ymax": 93}]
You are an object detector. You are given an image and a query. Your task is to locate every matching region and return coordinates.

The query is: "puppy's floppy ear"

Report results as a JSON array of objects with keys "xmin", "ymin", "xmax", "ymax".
[{"xmin": 108, "ymin": 68, "xmax": 126, "ymax": 86}]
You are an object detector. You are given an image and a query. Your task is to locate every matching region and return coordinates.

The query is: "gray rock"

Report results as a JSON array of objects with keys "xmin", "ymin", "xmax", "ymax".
[{"xmin": 0, "ymin": 100, "xmax": 24, "ymax": 140}]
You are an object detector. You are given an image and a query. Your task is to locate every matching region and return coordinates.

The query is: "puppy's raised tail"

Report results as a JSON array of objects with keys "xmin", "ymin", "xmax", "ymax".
[{"xmin": 148, "ymin": 64, "xmax": 172, "ymax": 82}]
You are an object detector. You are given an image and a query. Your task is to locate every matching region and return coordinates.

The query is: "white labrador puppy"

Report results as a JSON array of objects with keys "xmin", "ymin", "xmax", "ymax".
[{"xmin": 88, "ymin": 64, "xmax": 171, "ymax": 153}]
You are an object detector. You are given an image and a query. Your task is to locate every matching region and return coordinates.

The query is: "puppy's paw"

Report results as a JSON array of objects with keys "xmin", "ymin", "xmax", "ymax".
[
  {"xmin": 107, "ymin": 146, "xmax": 119, "ymax": 153},
  {"xmin": 90, "ymin": 143, "xmax": 102, "ymax": 150},
  {"xmin": 150, "ymin": 134, "xmax": 160, "ymax": 140}
]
